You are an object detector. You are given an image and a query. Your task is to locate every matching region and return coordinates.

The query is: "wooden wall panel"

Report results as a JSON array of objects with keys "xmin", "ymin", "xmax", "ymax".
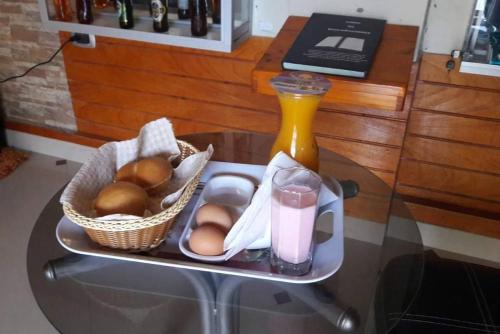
[
  {"xmin": 397, "ymin": 184, "xmax": 500, "ymax": 216},
  {"xmin": 78, "ymin": 117, "xmax": 231, "ymax": 140},
  {"xmin": 72, "ymin": 97, "xmax": 279, "ymax": 134},
  {"xmin": 77, "ymin": 119, "xmax": 138, "ymax": 140},
  {"xmin": 80, "ymin": 33, "xmax": 273, "ymax": 62},
  {"xmin": 371, "ymin": 171, "xmax": 395, "ymax": 188},
  {"xmin": 62, "ymin": 40, "xmax": 256, "ymax": 85},
  {"xmin": 315, "ymin": 112, "xmax": 405, "ymax": 146},
  {"xmin": 321, "ymin": 152, "xmax": 394, "ymax": 222},
  {"xmin": 320, "ymin": 159, "xmax": 395, "ymax": 196},
  {"xmin": 317, "ymin": 136, "xmax": 400, "ymax": 172},
  {"xmin": 414, "ymin": 83, "xmax": 500, "ymax": 120},
  {"xmin": 419, "ymin": 53, "xmax": 500, "ymax": 90},
  {"xmin": 408, "ymin": 110, "xmax": 500, "ymax": 147},
  {"xmin": 398, "ymin": 160, "xmax": 500, "ymax": 203},
  {"xmin": 69, "ymin": 81, "xmax": 276, "ymax": 124},
  {"xmin": 344, "ymin": 193, "xmax": 391, "ymax": 224},
  {"xmin": 397, "ymin": 53, "xmax": 500, "ymax": 238},
  {"xmin": 404, "ymin": 202, "xmax": 500, "ymax": 239},
  {"xmin": 320, "ymin": 159, "xmax": 393, "ymax": 222},
  {"xmin": 64, "ymin": 61, "xmax": 280, "ymax": 113},
  {"xmin": 70, "ymin": 81, "xmax": 405, "ymax": 147},
  {"xmin": 403, "ymin": 136, "xmax": 500, "ymax": 174}
]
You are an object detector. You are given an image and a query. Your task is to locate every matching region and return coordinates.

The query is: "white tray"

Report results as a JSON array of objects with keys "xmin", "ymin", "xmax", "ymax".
[{"xmin": 56, "ymin": 161, "xmax": 344, "ymax": 284}]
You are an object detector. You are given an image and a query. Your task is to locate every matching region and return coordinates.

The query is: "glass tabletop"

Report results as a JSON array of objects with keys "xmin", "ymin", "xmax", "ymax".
[{"xmin": 27, "ymin": 132, "xmax": 424, "ymax": 334}]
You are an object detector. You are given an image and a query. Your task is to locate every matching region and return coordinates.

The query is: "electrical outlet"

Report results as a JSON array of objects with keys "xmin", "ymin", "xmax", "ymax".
[
  {"xmin": 258, "ymin": 21, "xmax": 274, "ymax": 33},
  {"xmin": 71, "ymin": 33, "xmax": 96, "ymax": 48}
]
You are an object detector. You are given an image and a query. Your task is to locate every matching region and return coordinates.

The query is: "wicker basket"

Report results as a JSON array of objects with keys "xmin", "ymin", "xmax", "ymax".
[{"xmin": 63, "ymin": 140, "xmax": 201, "ymax": 251}]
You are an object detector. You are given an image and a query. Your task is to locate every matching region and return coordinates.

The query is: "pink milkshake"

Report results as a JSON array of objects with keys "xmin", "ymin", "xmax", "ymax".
[
  {"xmin": 271, "ymin": 185, "xmax": 318, "ymax": 264},
  {"xmin": 270, "ymin": 167, "xmax": 321, "ymax": 275}
]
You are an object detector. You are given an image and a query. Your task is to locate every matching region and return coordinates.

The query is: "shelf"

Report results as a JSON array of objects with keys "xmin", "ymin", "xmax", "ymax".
[
  {"xmin": 38, "ymin": 0, "xmax": 251, "ymax": 52},
  {"xmin": 252, "ymin": 17, "xmax": 419, "ymax": 111},
  {"xmin": 460, "ymin": 61, "xmax": 500, "ymax": 78}
]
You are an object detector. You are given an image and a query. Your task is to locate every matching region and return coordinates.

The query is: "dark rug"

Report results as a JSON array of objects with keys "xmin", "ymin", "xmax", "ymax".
[{"xmin": 0, "ymin": 147, "xmax": 28, "ymax": 180}]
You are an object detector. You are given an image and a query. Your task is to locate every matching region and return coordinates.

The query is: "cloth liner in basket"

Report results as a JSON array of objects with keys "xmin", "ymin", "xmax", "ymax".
[{"xmin": 60, "ymin": 118, "xmax": 213, "ymax": 251}]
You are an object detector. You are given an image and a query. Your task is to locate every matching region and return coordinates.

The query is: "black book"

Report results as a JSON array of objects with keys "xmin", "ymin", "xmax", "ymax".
[{"xmin": 282, "ymin": 13, "xmax": 386, "ymax": 78}]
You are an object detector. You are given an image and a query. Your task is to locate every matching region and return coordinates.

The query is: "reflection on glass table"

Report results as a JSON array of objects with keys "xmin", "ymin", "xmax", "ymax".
[{"xmin": 27, "ymin": 132, "xmax": 424, "ymax": 334}]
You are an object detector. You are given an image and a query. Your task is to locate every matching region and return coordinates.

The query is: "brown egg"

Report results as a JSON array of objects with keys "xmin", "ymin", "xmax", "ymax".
[
  {"xmin": 115, "ymin": 157, "xmax": 173, "ymax": 194},
  {"xmin": 94, "ymin": 181, "xmax": 148, "ymax": 217},
  {"xmin": 195, "ymin": 203, "xmax": 233, "ymax": 232},
  {"xmin": 188, "ymin": 224, "xmax": 226, "ymax": 256}
]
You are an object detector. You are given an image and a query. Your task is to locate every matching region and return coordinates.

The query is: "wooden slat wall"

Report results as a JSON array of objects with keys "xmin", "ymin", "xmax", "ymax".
[
  {"xmin": 397, "ymin": 53, "xmax": 500, "ymax": 238},
  {"xmin": 61, "ymin": 33, "xmax": 277, "ymax": 135},
  {"xmin": 60, "ymin": 32, "xmax": 412, "ymax": 189}
]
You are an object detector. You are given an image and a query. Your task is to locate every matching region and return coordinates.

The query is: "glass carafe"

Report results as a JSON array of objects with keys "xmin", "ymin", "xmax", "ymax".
[{"xmin": 269, "ymin": 72, "xmax": 331, "ymax": 171}]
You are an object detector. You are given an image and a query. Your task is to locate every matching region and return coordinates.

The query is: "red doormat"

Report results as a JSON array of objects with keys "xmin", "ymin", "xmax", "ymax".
[{"xmin": 0, "ymin": 148, "xmax": 28, "ymax": 180}]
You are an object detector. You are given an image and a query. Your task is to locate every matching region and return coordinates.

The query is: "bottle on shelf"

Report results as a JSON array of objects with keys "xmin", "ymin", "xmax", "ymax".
[
  {"xmin": 150, "ymin": 0, "xmax": 169, "ymax": 32},
  {"xmin": 76, "ymin": 0, "xmax": 94, "ymax": 24},
  {"xmin": 177, "ymin": 0, "xmax": 190, "ymax": 19},
  {"xmin": 211, "ymin": 0, "xmax": 220, "ymax": 24},
  {"xmin": 93, "ymin": 0, "xmax": 108, "ymax": 8},
  {"xmin": 116, "ymin": 0, "xmax": 134, "ymax": 29},
  {"xmin": 189, "ymin": 0, "xmax": 207, "ymax": 36},
  {"xmin": 53, "ymin": 0, "xmax": 73, "ymax": 22}
]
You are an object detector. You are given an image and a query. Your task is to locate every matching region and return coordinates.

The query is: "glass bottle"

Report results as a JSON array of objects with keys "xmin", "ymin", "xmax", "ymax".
[
  {"xmin": 269, "ymin": 72, "xmax": 331, "ymax": 172},
  {"xmin": 178, "ymin": 0, "xmax": 190, "ymax": 19},
  {"xmin": 189, "ymin": 0, "xmax": 207, "ymax": 36},
  {"xmin": 151, "ymin": 0, "xmax": 169, "ymax": 32},
  {"xmin": 93, "ymin": 0, "xmax": 108, "ymax": 8},
  {"xmin": 76, "ymin": 0, "xmax": 94, "ymax": 24},
  {"xmin": 53, "ymin": 0, "xmax": 73, "ymax": 22},
  {"xmin": 117, "ymin": 0, "xmax": 134, "ymax": 29},
  {"xmin": 211, "ymin": 0, "xmax": 220, "ymax": 24}
]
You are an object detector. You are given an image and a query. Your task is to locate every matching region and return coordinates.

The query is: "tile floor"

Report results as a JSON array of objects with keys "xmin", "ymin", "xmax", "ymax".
[
  {"xmin": 0, "ymin": 152, "xmax": 80, "ymax": 334},
  {"xmin": 0, "ymin": 151, "xmax": 498, "ymax": 333}
]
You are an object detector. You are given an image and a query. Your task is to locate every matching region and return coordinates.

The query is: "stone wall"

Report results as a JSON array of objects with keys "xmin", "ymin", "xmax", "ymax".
[{"xmin": 0, "ymin": 0, "xmax": 76, "ymax": 131}]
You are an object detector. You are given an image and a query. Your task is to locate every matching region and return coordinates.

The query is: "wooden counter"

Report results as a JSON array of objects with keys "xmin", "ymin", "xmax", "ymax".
[
  {"xmin": 398, "ymin": 53, "xmax": 500, "ymax": 238},
  {"xmin": 252, "ymin": 16, "xmax": 419, "ymax": 111}
]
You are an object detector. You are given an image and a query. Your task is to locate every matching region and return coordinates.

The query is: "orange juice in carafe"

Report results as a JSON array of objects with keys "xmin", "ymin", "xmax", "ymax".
[
  {"xmin": 271, "ymin": 93, "xmax": 322, "ymax": 170},
  {"xmin": 269, "ymin": 72, "xmax": 331, "ymax": 171}
]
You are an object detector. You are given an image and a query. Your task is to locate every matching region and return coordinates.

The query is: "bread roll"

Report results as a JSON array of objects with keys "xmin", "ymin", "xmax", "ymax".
[
  {"xmin": 115, "ymin": 156, "xmax": 173, "ymax": 194},
  {"xmin": 94, "ymin": 181, "xmax": 148, "ymax": 217}
]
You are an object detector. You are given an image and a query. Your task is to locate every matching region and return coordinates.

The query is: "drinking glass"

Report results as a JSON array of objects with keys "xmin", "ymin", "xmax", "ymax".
[{"xmin": 271, "ymin": 167, "xmax": 321, "ymax": 276}]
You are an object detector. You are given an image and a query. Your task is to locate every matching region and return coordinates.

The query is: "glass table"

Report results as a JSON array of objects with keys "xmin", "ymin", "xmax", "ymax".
[{"xmin": 27, "ymin": 132, "xmax": 424, "ymax": 334}]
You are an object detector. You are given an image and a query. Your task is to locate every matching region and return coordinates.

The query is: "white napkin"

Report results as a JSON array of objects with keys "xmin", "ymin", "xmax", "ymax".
[
  {"xmin": 223, "ymin": 152, "xmax": 337, "ymax": 260},
  {"xmin": 60, "ymin": 117, "xmax": 213, "ymax": 220},
  {"xmin": 115, "ymin": 118, "xmax": 180, "ymax": 169}
]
